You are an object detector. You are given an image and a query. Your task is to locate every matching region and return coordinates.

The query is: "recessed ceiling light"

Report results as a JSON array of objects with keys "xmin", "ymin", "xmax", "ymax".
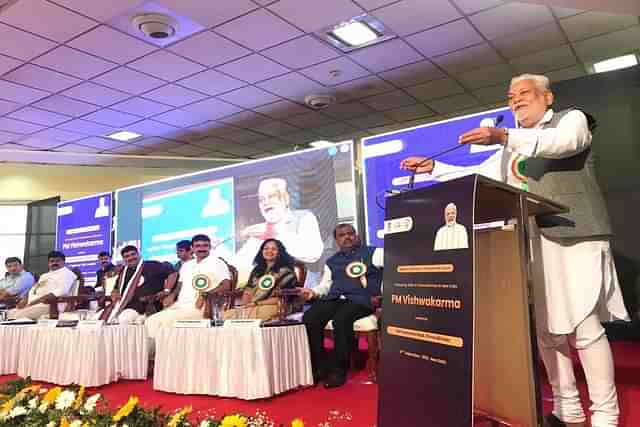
[
  {"xmin": 309, "ymin": 140, "xmax": 335, "ymax": 148},
  {"xmin": 319, "ymin": 14, "xmax": 395, "ymax": 53},
  {"xmin": 593, "ymin": 54, "xmax": 638, "ymax": 73},
  {"xmin": 106, "ymin": 131, "xmax": 142, "ymax": 142},
  {"xmin": 331, "ymin": 21, "xmax": 378, "ymax": 47}
]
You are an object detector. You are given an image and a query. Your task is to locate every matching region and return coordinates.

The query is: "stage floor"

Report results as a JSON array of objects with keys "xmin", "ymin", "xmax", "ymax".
[{"xmin": 2, "ymin": 340, "xmax": 639, "ymax": 426}]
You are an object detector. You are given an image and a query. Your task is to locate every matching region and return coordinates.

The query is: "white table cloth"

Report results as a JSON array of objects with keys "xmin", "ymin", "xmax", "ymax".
[
  {"xmin": 154, "ymin": 325, "xmax": 313, "ymax": 400},
  {"xmin": 17, "ymin": 325, "xmax": 148, "ymax": 387},
  {"xmin": 0, "ymin": 325, "xmax": 32, "ymax": 375}
]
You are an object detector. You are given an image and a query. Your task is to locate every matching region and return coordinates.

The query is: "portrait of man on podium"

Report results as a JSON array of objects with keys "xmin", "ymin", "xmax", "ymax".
[{"xmin": 433, "ymin": 202, "xmax": 469, "ymax": 251}]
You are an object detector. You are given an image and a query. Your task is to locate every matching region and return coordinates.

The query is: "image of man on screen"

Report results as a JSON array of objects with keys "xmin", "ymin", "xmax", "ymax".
[
  {"xmin": 234, "ymin": 178, "xmax": 323, "ymax": 281},
  {"xmin": 433, "ymin": 203, "xmax": 469, "ymax": 251}
]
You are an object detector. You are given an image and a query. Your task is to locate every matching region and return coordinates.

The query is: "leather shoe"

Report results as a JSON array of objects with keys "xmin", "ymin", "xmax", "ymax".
[
  {"xmin": 544, "ymin": 414, "xmax": 586, "ymax": 427},
  {"xmin": 324, "ymin": 374, "xmax": 346, "ymax": 389}
]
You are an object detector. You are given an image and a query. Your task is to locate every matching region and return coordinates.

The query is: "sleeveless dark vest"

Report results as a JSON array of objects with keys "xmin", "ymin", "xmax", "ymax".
[
  {"xmin": 325, "ymin": 246, "xmax": 382, "ymax": 308},
  {"xmin": 522, "ymin": 108, "xmax": 612, "ymax": 239}
]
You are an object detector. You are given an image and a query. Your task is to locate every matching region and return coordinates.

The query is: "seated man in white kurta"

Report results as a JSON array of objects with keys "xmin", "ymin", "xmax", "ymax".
[
  {"xmin": 433, "ymin": 203, "xmax": 469, "ymax": 251},
  {"xmin": 145, "ymin": 234, "xmax": 231, "ymax": 341},
  {"xmin": 8, "ymin": 251, "xmax": 77, "ymax": 320}
]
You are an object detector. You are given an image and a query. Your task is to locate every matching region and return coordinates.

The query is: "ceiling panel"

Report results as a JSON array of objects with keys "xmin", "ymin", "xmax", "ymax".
[
  {"xmin": 470, "ymin": 3, "xmax": 555, "ymax": 40},
  {"xmin": 18, "ymin": 136, "xmax": 65, "ymax": 149},
  {"xmin": 8, "ymin": 107, "xmax": 71, "ymax": 126},
  {"xmin": 128, "ymin": 50, "xmax": 206, "ymax": 81},
  {"xmin": 300, "ymin": 57, "xmax": 371, "ymax": 85},
  {"xmin": 177, "ymin": 69, "xmax": 246, "ymax": 96},
  {"xmin": 61, "ymin": 82, "xmax": 130, "ymax": 106},
  {"xmin": 0, "ymin": 80, "xmax": 50, "ymax": 103},
  {"xmin": 217, "ymin": 86, "xmax": 281, "ymax": 109},
  {"xmin": 69, "ymin": 25, "xmax": 157, "ymax": 64},
  {"xmin": 405, "ymin": 77, "xmax": 466, "ymax": 101},
  {"xmin": 0, "ymin": 130, "xmax": 22, "ymax": 144},
  {"xmin": 284, "ymin": 111, "xmax": 336, "ymax": 128},
  {"xmin": 92, "ymin": 67, "xmax": 166, "ymax": 95},
  {"xmin": 456, "ymin": 62, "xmax": 514, "ymax": 89},
  {"xmin": 432, "ymin": 43, "xmax": 504, "ymax": 74},
  {"xmin": 268, "ymin": 0, "xmax": 364, "ymax": 33},
  {"xmin": 215, "ymin": 9, "xmax": 303, "ymax": 51},
  {"xmin": 50, "ymin": 0, "xmax": 143, "ymax": 22},
  {"xmin": 361, "ymin": 90, "xmax": 417, "ymax": 111},
  {"xmin": 31, "ymin": 128, "xmax": 86, "ymax": 143},
  {"xmin": 0, "ymin": 117, "xmax": 46, "ymax": 134},
  {"xmin": 559, "ymin": 11, "xmax": 639, "ymax": 42},
  {"xmin": 472, "ymin": 83, "xmax": 509, "ymax": 103},
  {"xmin": 383, "ymin": 103, "xmax": 434, "ymax": 122},
  {"xmin": 451, "ymin": 0, "xmax": 504, "ymax": 14},
  {"xmin": 83, "ymin": 109, "xmax": 143, "ymax": 127},
  {"xmin": 182, "ymin": 98, "xmax": 244, "ymax": 121},
  {"xmin": 262, "ymin": 35, "xmax": 341, "ymax": 69},
  {"xmin": 510, "ymin": 45, "xmax": 577, "ymax": 74},
  {"xmin": 33, "ymin": 46, "xmax": 118, "ymax": 79},
  {"xmin": 323, "ymin": 101, "xmax": 376, "ymax": 119},
  {"xmin": 349, "ymin": 39, "xmax": 423, "ymax": 72},
  {"xmin": 152, "ymin": 109, "xmax": 210, "ymax": 128},
  {"xmin": 0, "ymin": 23, "xmax": 58, "ymax": 61},
  {"xmin": 168, "ymin": 31, "xmax": 251, "ymax": 67},
  {"xmin": 378, "ymin": 60, "xmax": 445, "ymax": 87},
  {"xmin": 33, "ymin": 95, "xmax": 101, "ymax": 117},
  {"xmin": 74, "ymin": 136, "xmax": 125, "ymax": 150},
  {"xmin": 407, "ymin": 19, "xmax": 484, "ymax": 58},
  {"xmin": 0, "ymin": 0, "xmax": 97, "ymax": 42},
  {"xmin": 156, "ymin": 0, "xmax": 259, "ymax": 28},
  {"xmin": 53, "ymin": 143, "xmax": 103, "ymax": 153},
  {"xmin": 331, "ymin": 75, "xmax": 395, "ymax": 102},
  {"xmin": 141, "ymin": 84, "xmax": 208, "ymax": 107},
  {"xmin": 0, "ymin": 54, "xmax": 23, "ymax": 76},
  {"xmin": 0, "ymin": 99, "xmax": 23, "ymax": 116},
  {"xmin": 426, "ymin": 93, "xmax": 479, "ymax": 114},
  {"xmin": 125, "ymin": 120, "xmax": 182, "ymax": 137},
  {"xmin": 352, "ymin": 0, "xmax": 397, "ymax": 10},
  {"xmin": 256, "ymin": 72, "xmax": 327, "ymax": 103},
  {"xmin": 571, "ymin": 25, "xmax": 640, "ymax": 63},
  {"xmin": 57, "ymin": 119, "xmax": 117, "ymax": 136},
  {"xmin": 110, "ymin": 97, "xmax": 173, "ymax": 117},
  {"xmin": 372, "ymin": 0, "xmax": 461, "ymax": 37},
  {"xmin": 492, "ymin": 22, "xmax": 567, "ymax": 59},
  {"xmin": 546, "ymin": 64, "xmax": 587, "ymax": 82},
  {"xmin": 253, "ymin": 99, "xmax": 311, "ymax": 119},
  {"xmin": 3, "ymin": 64, "xmax": 82, "ymax": 92},
  {"xmin": 216, "ymin": 54, "xmax": 291, "ymax": 84}
]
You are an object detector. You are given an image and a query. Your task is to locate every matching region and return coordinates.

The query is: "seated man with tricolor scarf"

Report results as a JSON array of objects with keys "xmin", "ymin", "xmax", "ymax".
[
  {"xmin": 302, "ymin": 223, "xmax": 383, "ymax": 388},
  {"xmin": 98, "ymin": 245, "xmax": 175, "ymax": 324}
]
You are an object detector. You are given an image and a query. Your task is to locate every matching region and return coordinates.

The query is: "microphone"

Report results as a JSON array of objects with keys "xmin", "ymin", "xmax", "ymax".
[{"xmin": 405, "ymin": 114, "xmax": 505, "ymax": 190}]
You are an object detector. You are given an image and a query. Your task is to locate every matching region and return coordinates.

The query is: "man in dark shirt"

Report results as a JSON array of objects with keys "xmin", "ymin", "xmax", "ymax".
[
  {"xmin": 302, "ymin": 224, "xmax": 383, "ymax": 388},
  {"xmin": 95, "ymin": 251, "xmax": 115, "ymax": 292},
  {"xmin": 100, "ymin": 245, "xmax": 175, "ymax": 323}
]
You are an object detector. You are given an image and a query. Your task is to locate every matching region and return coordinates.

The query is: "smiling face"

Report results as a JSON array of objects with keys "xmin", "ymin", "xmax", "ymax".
[
  {"xmin": 122, "ymin": 249, "xmax": 140, "ymax": 268},
  {"xmin": 192, "ymin": 240, "xmax": 211, "ymax": 261},
  {"xmin": 262, "ymin": 241, "xmax": 279, "ymax": 264},
  {"xmin": 508, "ymin": 79, "xmax": 553, "ymax": 129},
  {"xmin": 258, "ymin": 181, "xmax": 289, "ymax": 224}
]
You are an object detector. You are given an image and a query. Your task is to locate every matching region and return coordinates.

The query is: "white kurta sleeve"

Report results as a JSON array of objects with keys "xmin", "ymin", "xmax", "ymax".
[
  {"xmin": 506, "ymin": 110, "xmax": 592, "ymax": 159},
  {"xmin": 430, "ymin": 149, "xmax": 504, "ymax": 182},
  {"xmin": 372, "ymin": 248, "xmax": 384, "ymax": 268},
  {"xmin": 312, "ymin": 266, "xmax": 333, "ymax": 297},
  {"xmin": 280, "ymin": 212, "xmax": 324, "ymax": 263}
]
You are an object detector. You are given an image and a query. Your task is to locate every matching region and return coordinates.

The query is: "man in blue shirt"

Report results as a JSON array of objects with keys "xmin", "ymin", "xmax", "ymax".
[
  {"xmin": 0, "ymin": 257, "xmax": 35, "ymax": 301},
  {"xmin": 302, "ymin": 224, "xmax": 383, "ymax": 388}
]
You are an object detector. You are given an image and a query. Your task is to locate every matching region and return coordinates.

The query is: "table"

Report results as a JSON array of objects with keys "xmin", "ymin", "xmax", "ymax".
[
  {"xmin": 0, "ymin": 325, "xmax": 32, "ymax": 375},
  {"xmin": 17, "ymin": 325, "xmax": 148, "ymax": 387},
  {"xmin": 154, "ymin": 325, "xmax": 313, "ymax": 400}
]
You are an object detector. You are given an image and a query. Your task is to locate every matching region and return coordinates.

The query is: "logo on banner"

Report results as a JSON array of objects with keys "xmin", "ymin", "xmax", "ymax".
[
  {"xmin": 384, "ymin": 216, "xmax": 414, "ymax": 235},
  {"xmin": 257, "ymin": 274, "xmax": 276, "ymax": 291}
]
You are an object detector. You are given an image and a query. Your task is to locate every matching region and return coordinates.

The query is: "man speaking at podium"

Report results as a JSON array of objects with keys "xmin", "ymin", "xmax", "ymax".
[{"xmin": 401, "ymin": 73, "xmax": 628, "ymax": 427}]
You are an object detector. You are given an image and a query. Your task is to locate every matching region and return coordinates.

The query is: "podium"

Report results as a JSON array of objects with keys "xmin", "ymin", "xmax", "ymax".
[{"xmin": 377, "ymin": 174, "xmax": 567, "ymax": 427}]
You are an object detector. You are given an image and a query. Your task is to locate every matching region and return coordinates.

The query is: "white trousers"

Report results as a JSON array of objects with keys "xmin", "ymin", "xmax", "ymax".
[
  {"xmin": 538, "ymin": 311, "xmax": 619, "ymax": 426},
  {"xmin": 7, "ymin": 303, "xmax": 49, "ymax": 320},
  {"xmin": 145, "ymin": 306, "xmax": 203, "ymax": 339},
  {"xmin": 92, "ymin": 308, "xmax": 145, "ymax": 324}
]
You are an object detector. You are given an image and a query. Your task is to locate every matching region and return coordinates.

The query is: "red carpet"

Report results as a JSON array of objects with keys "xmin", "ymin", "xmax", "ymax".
[{"xmin": 2, "ymin": 340, "xmax": 639, "ymax": 426}]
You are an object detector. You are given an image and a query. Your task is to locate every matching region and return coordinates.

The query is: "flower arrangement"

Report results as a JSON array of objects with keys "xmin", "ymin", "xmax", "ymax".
[{"xmin": 0, "ymin": 378, "xmax": 305, "ymax": 427}]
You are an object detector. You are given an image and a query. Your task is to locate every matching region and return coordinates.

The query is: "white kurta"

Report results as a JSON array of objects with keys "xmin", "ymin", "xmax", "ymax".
[
  {"xmin": 430, "ymin": 109, "xmax": 629, "ymax": 334},
  {"xmin": 433, "ymin": 223, "xmax": 469, "ymax": 251}
]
